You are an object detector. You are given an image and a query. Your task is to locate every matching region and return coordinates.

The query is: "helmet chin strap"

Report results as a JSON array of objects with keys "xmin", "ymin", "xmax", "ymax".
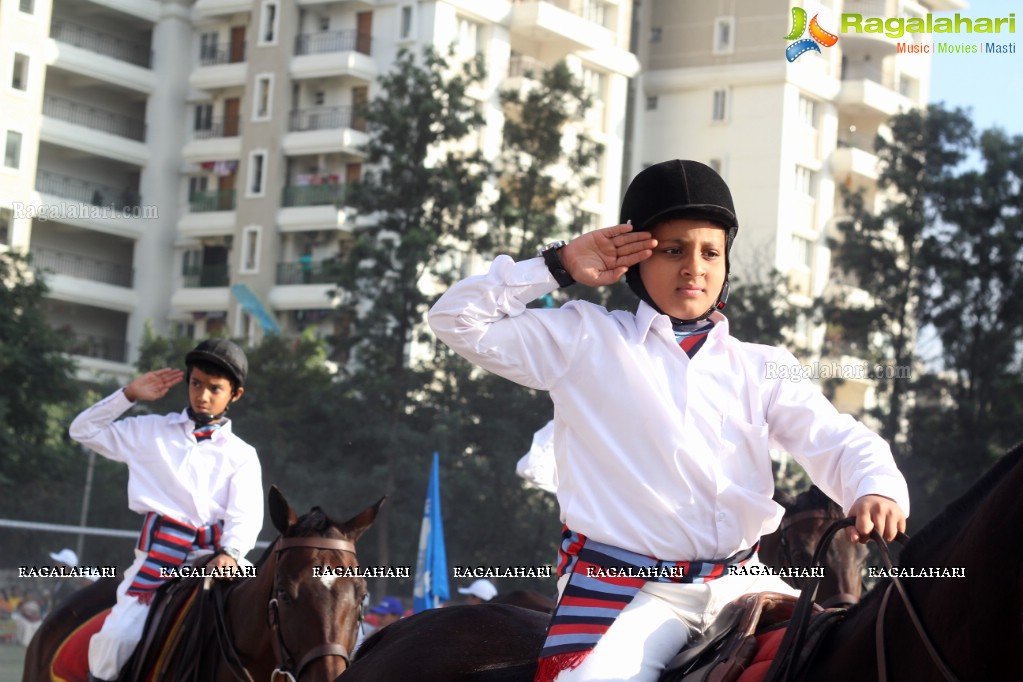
[
  {"xmin": 187, "ymin": 405, "xmax": 228, "ymax": 426},
  {"xmin": 668, "ymin": 280, "xmax": 730, "ymax": 325}
]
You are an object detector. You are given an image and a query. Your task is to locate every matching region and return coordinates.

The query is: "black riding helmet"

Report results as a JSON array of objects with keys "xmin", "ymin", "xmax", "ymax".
[
  {"xmin": 620, "ymin": 160, "xmax": 738, "ymax": 323},
  {"xmin": 185, "ymin": 338, "xmax": 248, "ymax": 391}
]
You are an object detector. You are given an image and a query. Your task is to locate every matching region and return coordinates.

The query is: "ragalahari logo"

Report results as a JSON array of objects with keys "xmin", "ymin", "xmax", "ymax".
[{"xmin": 784, "ymin": 7, "xmax": 839, "ymax": 61}]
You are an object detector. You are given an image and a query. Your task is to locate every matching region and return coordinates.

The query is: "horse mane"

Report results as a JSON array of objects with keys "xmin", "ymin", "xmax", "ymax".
[
  {"xmin": 789, "ymin": 485, "xmax": 842, "ymax": 516},
  {"xmin": 898, "ymin": 440, "xmax": 1023, "ymax": 565},
  {"xmin": 251, "ymin": 506, "xmax": 344, "ymax": 567}
]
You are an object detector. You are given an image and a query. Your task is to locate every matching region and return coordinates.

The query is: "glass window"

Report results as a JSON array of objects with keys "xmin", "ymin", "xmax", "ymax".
[
  {"xmin": 249, "ymin": 151, "xmax": 266, "ymax": 196},
  {"xmin": 240, "ymin": 226, "xmax": 260, "ymax": 273},
  {"xmin": 12, "ymin": 53, "xmax": 28, "ymax": 91},
  {"xmin": 4, "ymin": 131, "xmax": 23, "ymax": 169},
  {"xmin": 260, "ymin": 1, "xmax": 278, "ymax": 44},
  {"xmin": 713, "ymin": 17, "xmax": 735, "ymax": 55},
  {"xmin": 400, "ymin": 6, "xmax": 413, "ymax": 39},
  {"xmin": 712, "ymin": 89, "xmax": 728, "ymax": 122}
]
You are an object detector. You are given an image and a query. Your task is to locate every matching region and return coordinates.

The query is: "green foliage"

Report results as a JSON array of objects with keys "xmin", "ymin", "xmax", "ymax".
[
  {"xmin": 726, "ymin": 270, "xmax": 802, "ymax": 349},
  {"xmin": 489, "ymin": 61, "xmax": 605, "ymax": 259},
  {"xmin": 826, "ymin": 104, "xmax": 974, "ymax": 448}
]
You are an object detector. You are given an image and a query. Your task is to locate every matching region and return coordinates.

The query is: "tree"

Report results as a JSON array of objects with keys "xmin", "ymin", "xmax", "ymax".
[
  {"xmin": 333, "ymin": 45, "xmax": 492, "ymax": 587},
  {"xmin": 0, "ymin": 251, "xmax": 89, "ymax": 564},
  {"xmin": 826, "ymin": 105, "xmax": 974, "ymax": 452}
]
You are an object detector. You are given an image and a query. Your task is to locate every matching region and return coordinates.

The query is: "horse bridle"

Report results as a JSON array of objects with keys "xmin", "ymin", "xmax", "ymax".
[
  {"xmin": 268, "ymin": 536, "xmax": 362, "ymax": 682},
  {"xmin": 776, "ymin": 509, "xmax": 860, "ymax": 608},
  {"xmin": 765, "ymin": 518, "xmax": 962, "ymax": 682}
]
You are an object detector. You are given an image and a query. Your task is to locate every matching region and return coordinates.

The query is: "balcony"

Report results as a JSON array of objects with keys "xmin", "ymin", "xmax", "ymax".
[
  {"xmin": 32, "ymin": 246, "xmax": 133, "ymax": 288},
  {"xmin": 191, "ymin": 46, "xmax": 247, "ymax": 91},
  {"xmin": 276, "ymin": 259, "xmax": 343, "ymax": 285},
  {"xmin": 282, "ymin": 184, "xmax": 347, "ymax": 208},
  {"xmin": 510, "ymin": 1, "xmax": 616, "ymax": 55},
  {"xmin": 182, "ymin": 264, "xmax": 230, "ymax": 288},
  {"xmin": 42, "ymin": 95, "xmax": 145, "ymax": 142},
  {"xmin": 290, "ymin": 31, "xmax": 376, "ymax": 81},
  {"xmin": 837, "ymin": 79, "xmax": 913, "ymax": 119},
  {"xmin": 194, "ymin": 116, "xmax": 241, "ymax": 139},
  {"xmin": 182, "ymin": 117, "xmax": 243, "ymax": 163},
  {"xmin": 50, "ymin": 20, "xmax": 152, "ymax": 68},
  {"xmin": 35, "ymin": 170, "xmax": 141, "ymax": 211},
  {"xmin": 65, "ymin": 331, "xmax": 129, "ymax": 363},
  {"xmin": 288, "ymin": 106, "xmax": 364, "ymax": 133},
  {"xmin": 189, "ymin": 189, "xmax": 236, "ymax": 213}
]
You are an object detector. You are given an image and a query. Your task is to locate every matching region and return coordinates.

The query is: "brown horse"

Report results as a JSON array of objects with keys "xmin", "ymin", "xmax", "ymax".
[
  {"xmin": 759, "ymin": 486, "xmax": 869, "ymax": 607},
  {"xmin": 23, "ymin": 486, "xmax": 382, "ymax": 681},
  {"xmin": 344, "ymin": 441, "xmax": 1023, "ymax": 680}
]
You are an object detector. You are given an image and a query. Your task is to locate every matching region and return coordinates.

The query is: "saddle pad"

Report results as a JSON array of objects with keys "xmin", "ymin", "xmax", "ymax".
[
  {"xmin": 736, "ymin": 628, "xmax": 786, "ymax": 682},
  {"xmin": 51, "ymin": 608, "xmax": 111, "ymax": 682}
]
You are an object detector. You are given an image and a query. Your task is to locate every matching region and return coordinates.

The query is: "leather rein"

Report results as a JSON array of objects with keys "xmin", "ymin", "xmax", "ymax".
[
  {"xmin": 268, "ymin": 536, "xmax": 362, "ymax": 682},
  {"xmin": 765, "ymin": 518, "xmax": 962, "ymax": 682},
  {"xmin": 775, "ymin": 509, "xmax": 860, "ymax": 608}
]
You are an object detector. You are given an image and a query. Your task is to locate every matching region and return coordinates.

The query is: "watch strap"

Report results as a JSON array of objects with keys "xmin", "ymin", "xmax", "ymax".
[{"xmin": 540, "ymin": 244, "xmax": 576, "ymax": 288}]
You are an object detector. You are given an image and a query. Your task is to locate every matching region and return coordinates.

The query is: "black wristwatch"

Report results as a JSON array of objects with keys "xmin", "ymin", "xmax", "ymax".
[{"xmin": 537, "ymin": 240, "xmax": 576, "ymax": 288}]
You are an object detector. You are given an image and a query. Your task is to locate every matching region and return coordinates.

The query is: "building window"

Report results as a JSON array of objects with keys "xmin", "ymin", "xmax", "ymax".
[
  {"xmin": 189, "ymin": 176, "xmax": 209, "ymax": 199},
  {"xmin": 798, "ymin": 95, "xmax": 818, "ymax": 129},
  {"xmin": 708, "ymin": 158, "xmax": 723, "ymax": 174},
  {"xmin": 645, "ymin": 96, "xmax": 658, "ymax": 111},
  {"xmin": 12, "ymin": 53, "xmax": 28, "ymax": 91},
  {"xmin": 254, "ymin": 74, "xmax": 272, "ymax": 120},
  {"xmin": 711, "ymin": 89, "xmax": 728, "ymax": 122},
  {"xmin": 4, "ymin": 131, "xmax": 22, "ymax": 169},
  {"xmin": 248, "ymin": 151, "xmax": 266, "ymax": 196},
  {"xmin": 19, "ymin": 0, "xmax": 34, "ymax": 14},
  {"xmin": 650, "ymin": 27, "xmax": 662, "ymax": 43},
  {"xmin": 399, "ymin": 6, "xmax": 413, "ymax": 40},
  {"xmin": 580, "ymin": 0, "xmax": 608, "ymax": 28},
  {"xmin": 240, "ymin": 226, "xmax": 261, "ymax": 273},
  {"xmin": 0, "ymin": 206, "xmax": 11, "ymax": 245},
  {"xmin": 260, "ymin": 1, "xmax": 279, "ymax": 44},
  {"xmin": 314, "ymin": 90, "xmax": 325, "ymax": 106},
  {"xmin": 194, "ymin": 104, "xmax": 213, "ymax": 133},
  {"xmin": 457, "ymin": 17, "xmax": 482, "ymax": 57},
  {"xmin": 319, "ymin": 15, "xmax": 330, "ymax": 31},
  {"xmin": 199, "ymin": 32, "xmax": 219, "ymax": 63},
  {"xmin": 713, "ymin": 16, "xmax": 735, "ymax": 55},
  {"xmin": 795, "ymin": 165, "xmax": 817, "ymax": 198},
  {"xmin": 792, "ymin": 235, "xmax": 814, "ymax": 268}
]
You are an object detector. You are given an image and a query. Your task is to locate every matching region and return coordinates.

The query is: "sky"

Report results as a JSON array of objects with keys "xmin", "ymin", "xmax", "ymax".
[{"xmin": 927, "ymin": 0, "xmax": 1022, "ymax": 135}]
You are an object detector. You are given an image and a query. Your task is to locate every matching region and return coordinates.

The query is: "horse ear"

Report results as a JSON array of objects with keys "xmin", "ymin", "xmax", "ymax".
[
  {"xmin": 341, "ymin": 496, "xmax": 386, "ymax": 541},
  {"xmin": 269, "ymin": 485, "xmax": 298, "ymax": 533},
  {"xmin": 773, "ymin": 487, "xmax": 795, "ymax": 509}
]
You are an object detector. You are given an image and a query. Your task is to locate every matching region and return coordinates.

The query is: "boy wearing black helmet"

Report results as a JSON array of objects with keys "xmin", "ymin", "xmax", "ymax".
[
  {"xmin": 429, "ymin": 160, "xmax": 908, "ymax": 681},
  {"xmin": 69, "ymin": 339, "xmax": 263, "ymax": 682}
]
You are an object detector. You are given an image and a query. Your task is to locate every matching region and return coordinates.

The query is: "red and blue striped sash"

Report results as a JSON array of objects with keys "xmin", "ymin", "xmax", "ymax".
[
  {"xmin": 126, "ymin": 512, "xmax": 223, "ymax": 604},
  {"xmin": 536, "ymin": 526, "xmax": 757, "ymax": 681}
]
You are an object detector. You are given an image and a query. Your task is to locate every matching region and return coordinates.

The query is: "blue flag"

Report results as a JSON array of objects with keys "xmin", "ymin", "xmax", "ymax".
[{"xmin": 413, "ymin": 452, "xmax": 450, "ymax": 613}]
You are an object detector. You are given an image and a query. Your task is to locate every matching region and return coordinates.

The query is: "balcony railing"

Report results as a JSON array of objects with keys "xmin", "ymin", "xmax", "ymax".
[
  {"xmin": 35, "ymin": 170, "xmax": 141, "ymax": 211},
  {"xmin": 276, "ymin": 260, "xmax": 344, "ymax": 285},
  {"xmin": 508, "ymin": 55, "xmax": 548, "ymax": 79},
  {"xmin": 182, "ymin": 264, "xmax": 230, "ymax": 288},
  {"xmin": 189, "ymin": 189, "xmax": 237, "ymax": 212},
  {"xmin": 281, "ymin": 183, "xmax": 346, "ymax": 208},
  {"xmin": 50, "ymin": 20, "xmax": 152, "ymax": 68},
  {"xmin": 194, "ymin": 116, "xmax": 241, "ymax": 139},
  {"xmin": 288, "ymin": 106, "xmax": 365, "ymax": 132},
  {"xmin": 199, "ymin": 44, "xmax": 247, "ymax": 66},
  {"xmin": 32, "ymin": 246, "xmax": 134, "ymax": 287},
  {"xmin": 294, "ymin": 30, "xmax": 371, "ymax": 56},
  {"xmin": 63, "ymin": 331, "xmax": 128, "ymax": 363},
  {"xmin": 43, "ymin": 94, "xmax": 146, "ymax": 142}
]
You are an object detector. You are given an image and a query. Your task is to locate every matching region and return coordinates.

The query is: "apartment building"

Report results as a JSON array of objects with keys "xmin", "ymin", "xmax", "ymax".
[
  {"xmin": 0, "ymin": 0, "xmax": 638, "ymax": 380},
  {"xmin": 630, "ymin": 0, "xmax": 965, "ymax": 415}
]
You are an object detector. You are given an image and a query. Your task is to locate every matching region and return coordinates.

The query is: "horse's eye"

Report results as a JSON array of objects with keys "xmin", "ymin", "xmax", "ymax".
[{"xmin": 276, "ymin": 587, "xmax": 292, "ymax": 603}]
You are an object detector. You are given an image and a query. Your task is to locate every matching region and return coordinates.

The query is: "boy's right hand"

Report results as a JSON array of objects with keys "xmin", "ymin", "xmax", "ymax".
[
  {"xmin": 560, "ymin": 224, "xmax": 657, "ymax": 287},
  {"xmin": 123, "ymin": 368, "xmax": 184, "ymax": 402}
]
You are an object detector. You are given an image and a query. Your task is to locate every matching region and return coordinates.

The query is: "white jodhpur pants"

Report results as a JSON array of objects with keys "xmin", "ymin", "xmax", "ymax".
[
  {"xmin": 552, "ymin": 558, "xmax": 800, "ymax": 682},
  {"xmin": 89, "ymin": 548, "xmax": 216, "ymax": 680}
]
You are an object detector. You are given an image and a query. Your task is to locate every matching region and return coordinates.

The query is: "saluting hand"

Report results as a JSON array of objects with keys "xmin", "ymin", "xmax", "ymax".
[
  {"xmin": 123, "ymin": 368, "xmax": 184, "ymax": 402},
  {"xmin": 559, "ymin": 224, "xmax": 658, "ymax": 288}
]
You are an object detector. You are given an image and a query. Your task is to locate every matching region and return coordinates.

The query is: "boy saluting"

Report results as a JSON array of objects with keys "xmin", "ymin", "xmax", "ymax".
[
  {"xmin": 70, "ymin": 339, "xmax": 263, "ymax": 682},
  {"xmin": 429, "ymin": 160, "xmax": 908, "ymax": 681}
]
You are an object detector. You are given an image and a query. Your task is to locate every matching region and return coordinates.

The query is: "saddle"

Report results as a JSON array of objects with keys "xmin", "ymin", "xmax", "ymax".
[
  {"xmin": 50, "ymin": 577, "xmax": 213, "ymax": 682},
  {"xmin": 658, "ymin": 591, "xmax": 834, "ymax": 682}
]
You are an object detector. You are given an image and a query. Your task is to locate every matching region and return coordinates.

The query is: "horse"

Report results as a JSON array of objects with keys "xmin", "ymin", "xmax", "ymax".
[
  {"xmin": 759, "ymin": 486, "xmax": 869, "ymax": 607},
  {"xmin": 491, "ymin": 589, "xmax": 557, "ymax": 614},
  {"xmin": 341, "ymin": 483, "xmax": 879, "ymax": 681},
  {"xmin": 23, "ymin": 485, "xmax": 382, "ymax": 682},
  {"xmin": 343, "ymin": 441, "xmax": 1023, "ymax": 681}
]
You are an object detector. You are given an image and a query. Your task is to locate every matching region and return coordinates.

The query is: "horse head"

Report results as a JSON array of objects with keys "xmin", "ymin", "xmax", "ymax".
[
  {"xmin": 764, "ymin": 485, "xmax": 868, "ymax": 608},
  {"xmin": 265, "ymin": 485, "xmax": 384, "ymax": 681}
]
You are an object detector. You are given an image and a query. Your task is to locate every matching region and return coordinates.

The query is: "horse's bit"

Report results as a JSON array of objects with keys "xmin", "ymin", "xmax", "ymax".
[
  {"xmin": 775, "ymin": 509, "xmax": 861, "ymax": 608},
  {"xmin": 268, "ymin": 536, "xmax": 361, "ymax": 682}
]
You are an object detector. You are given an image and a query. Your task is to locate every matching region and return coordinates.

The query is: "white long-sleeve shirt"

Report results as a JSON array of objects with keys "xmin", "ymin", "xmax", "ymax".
[
  {"xmin": 429, "ymin": 255, "xmax": 910, "ymax": 561},
  {"xmin": 69, "ymin": 389, "xmax": 264, "ymax": 556}
]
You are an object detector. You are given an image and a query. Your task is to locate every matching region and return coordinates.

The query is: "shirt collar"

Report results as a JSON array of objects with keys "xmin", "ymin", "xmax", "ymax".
[
  {"xmin": 173, "ymin": 408, "xmax": 233, "ymax": 440},
  {"xmin": 636, "ymin": 303, "xmax": 731, "ymax": 343}
]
